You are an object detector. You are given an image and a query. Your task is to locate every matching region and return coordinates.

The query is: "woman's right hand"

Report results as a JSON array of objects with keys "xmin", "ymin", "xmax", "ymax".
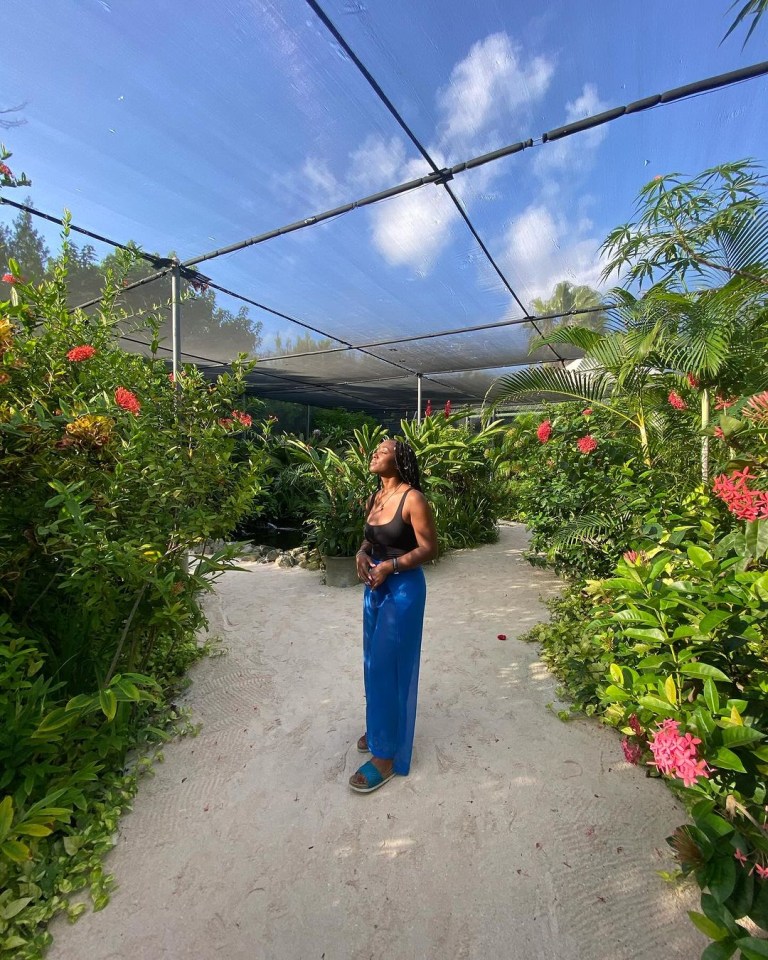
[{"xmin": 356, "ymin": 552, "xmax": 374, "ymax": 585}]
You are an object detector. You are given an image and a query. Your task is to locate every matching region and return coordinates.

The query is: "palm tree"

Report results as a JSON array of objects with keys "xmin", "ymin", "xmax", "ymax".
[
  {"xmin": 529, "ymin": 281, "xmax": 607, "ymax": 344},
  {"xmin": 490, "ymin": 162, "xmax": 768, "ymax": 476}
]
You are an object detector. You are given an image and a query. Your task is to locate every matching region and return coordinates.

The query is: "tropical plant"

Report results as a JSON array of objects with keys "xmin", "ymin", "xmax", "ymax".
[
  {"xmin": 0, "ymin": 149, "xmax": 269, "ymax": 955},
  {"xmin": 489, "ymin": 163, "xmax": 768, "ymax": 477},
  {"xmin": 723, "ymin": 0, "xmax": 768, "ymax": 46},
  {"xmin": 529, "ymin": 280, "xmax": 607, "ymax": 345}
]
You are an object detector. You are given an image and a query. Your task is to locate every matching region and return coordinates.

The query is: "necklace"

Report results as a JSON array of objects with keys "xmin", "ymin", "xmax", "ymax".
[{"xmin": 369, "ymin": 482, "xmax": 405, "ymax": 518}]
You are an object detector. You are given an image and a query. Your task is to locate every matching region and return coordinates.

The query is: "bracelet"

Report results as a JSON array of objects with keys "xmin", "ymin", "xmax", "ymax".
[{"xmin": 392, "ymin": 557, "xmax": 399, "ymax": 574}]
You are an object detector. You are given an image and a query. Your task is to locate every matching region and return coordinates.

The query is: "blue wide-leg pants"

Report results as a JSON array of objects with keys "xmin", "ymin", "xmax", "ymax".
[{"xmin": 363, "ymin": 565, "xmax": 426, "ymax": 776}]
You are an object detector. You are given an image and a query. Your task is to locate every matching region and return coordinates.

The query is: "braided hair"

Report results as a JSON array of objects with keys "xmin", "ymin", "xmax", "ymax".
[{"xmin": 393, "ymin": 439, "xmax": 422, "ymax": 491}]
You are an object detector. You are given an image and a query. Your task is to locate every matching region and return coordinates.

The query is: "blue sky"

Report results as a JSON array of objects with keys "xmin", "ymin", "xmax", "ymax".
[{"xmin": 2, "ymin": 0, "xmax": 767, "ymax": 369}]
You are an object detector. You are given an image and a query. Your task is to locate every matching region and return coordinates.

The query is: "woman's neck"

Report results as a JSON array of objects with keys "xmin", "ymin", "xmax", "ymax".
[{"xmin": 379, "ymin": 475, "xmax": 404, "ymax": 494}]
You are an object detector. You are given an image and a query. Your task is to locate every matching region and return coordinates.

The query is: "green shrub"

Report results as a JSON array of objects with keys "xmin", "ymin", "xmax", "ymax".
[{"xmin": 0, "ymin": 226, "xmax": 267, "ymax": 955}]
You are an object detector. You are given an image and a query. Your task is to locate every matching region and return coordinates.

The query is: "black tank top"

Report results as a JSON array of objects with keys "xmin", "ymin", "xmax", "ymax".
[{"xmin": 364, "ymin": 489, "xmax": 419, "ymax": 560}]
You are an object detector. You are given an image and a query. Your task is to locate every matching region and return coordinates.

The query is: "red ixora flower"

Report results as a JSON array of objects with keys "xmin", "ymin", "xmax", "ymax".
[
  {"xmin": 0, "ymin": 164, "xmax": 13, "ymax": 178},
  {"xmin": 66, "ymin": 345, "xmax": 97, "ymax": 362},
  {"xmin": 712, "ymin": 468, "xmax": 768, "ymax": 522},
  {"xmin": 577, "ymin": 435, "xmax": 597, "ymax": 454},
  {"xmin": 232, "ymin": 410, "xmax": 252, "ymax": 428},
  {"xmin": 621, "ymin": 738, "xmax": 643, "ymax": 765},
  {"xmin": 628, "ymin": 714, "xmax": 644, "ymax": 737},
  {"xmin": 715, "ymin": 394, "xmax": 736, "ymax": 411},
  {"xmin": 444, "ymin": 400, "xmax": 452, "ymax": 416},
  {"xmin": 424, "ymin": 400, "xmax": 433, "ymax": 417},
  {"xmin": 582, "ymin": 408, "xmax": 593, "ymax": 417},
  {"xmin": 218, "ymin": 417, "xmax": 234, "ymax": 428},
  {"xmin": 114, "ymin": 386, "xmax": 141, "ymax": 415},
  {"xmin": 537, "ymin": 420, "xmax": 552, "ymax": 443},
  {"xmin": 713, "ymin": 426, "xmax": 725, "ymax": 440},
  {"xmin": 668, "ymin": 391, "xmax": 687, "ymax": 411},
  {"xmin": 2, "ymin": 273, "xmax": 20, "ymax": 284},
  {"xmin": 686, "ymin": 373, "xmax": 700, "ymax": 389}
]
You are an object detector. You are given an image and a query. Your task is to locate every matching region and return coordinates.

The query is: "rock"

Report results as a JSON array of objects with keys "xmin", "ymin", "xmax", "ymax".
[
  {"xmin": 250, "ymin": 545, "xmax": 267, "ymax": 558},
  {"xmin": 298, "ymin": 559, "xmax": 309, "ymax": 569},
  {"xmin": 307, "ymin": 560, "xmax": 321, "ymax": 571},
  {"xmin": 265, "ymin": 549, "xmax": 280, "ymax": 562},
  {"xmin": 276, "ymin": 554, "xmax": 296, "ymax": 568}
]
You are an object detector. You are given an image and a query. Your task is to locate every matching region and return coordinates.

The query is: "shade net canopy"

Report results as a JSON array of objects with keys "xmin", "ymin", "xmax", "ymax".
[{"xmin": 2, "ymin": 0, "xmax": 767, "ymax": 414}]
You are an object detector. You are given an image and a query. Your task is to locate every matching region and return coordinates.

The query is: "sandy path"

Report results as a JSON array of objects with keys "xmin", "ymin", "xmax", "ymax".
[{"xmin": 49, "ymin": 524, "xmax": 705, "ymax": 959}]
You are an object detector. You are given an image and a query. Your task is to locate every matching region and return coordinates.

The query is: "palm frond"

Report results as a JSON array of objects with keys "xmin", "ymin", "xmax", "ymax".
[
  {"xmin": 551, "ymin": 511, "xmax": 635, "ymax": 548},
  {"xmin": 530, "ymin": 325, "xmax": 606, "ymax": 353},
  {"xmin": 717, "ymin": 209, "xmax": 768, "ymax": 271},
  {"xmin": 487, "ymin": 366, "xmax": 613, "ymax": 409}
]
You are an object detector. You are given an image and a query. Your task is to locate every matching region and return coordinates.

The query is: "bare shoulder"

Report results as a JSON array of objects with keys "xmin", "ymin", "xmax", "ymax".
[{"xmin": 403, "ymin": 488, "xmax": 430, "ymax": 516}]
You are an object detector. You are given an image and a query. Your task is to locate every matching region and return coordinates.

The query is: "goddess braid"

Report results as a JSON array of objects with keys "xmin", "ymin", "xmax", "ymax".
[{"xmin": 394, "ymin": 440, "xmax": 422, "ymax": 491}]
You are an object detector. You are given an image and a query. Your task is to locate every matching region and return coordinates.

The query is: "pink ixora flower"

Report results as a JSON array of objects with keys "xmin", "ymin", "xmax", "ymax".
[
  {"xmin": 744, "ymin": 390, "xmax": 768, "ymax": 425},
  {"xmin": 648, "ymin": 718, "xmax": 710, "ymax": 788},
  {"xmin": 577, "ymin": 435, "xmax": 597, "ymax": 454},
  {"xmin": 712, "ymin": 468, "xmax": 768, "ymax": 522},
  {"xmin": 537, "ymin": 420, "xmax": 552, "ymax": 443},
  {"xmin": 2, "ymin": 273, "xmax": 19, "ymax": 285},
  {"xmin": 582, "ymin": 408, "xmax": 593, "ymax": 417},
  {"xmin": 0, "ymin": 163, "xmax": 12, "ymax": 177},
  {"xmin": 713, "ymin": 427, "xmax": 725, "ymax": 440},
  {"xmin": 715, "ymin": 394, "xmax": 736, "ymax": 411},
  {"xmin": 424, "ymin": 400, "xmax": 433, "ymax": 417},
  {"xmin": 754, "ymin": 863, "xmax": 768, "ymax": 880},
  {"xmin": 444, "ymin": 400, "xmax": 452, "ymax": 416},
  {"xmin": 686, "ymin": 373, "xmax": 700, "ymax": 389},
  {"xmin": 114, "ymin": 386, "xmax": 141, "ymax": 415},
  {"xmin": 628, "ymin": 714, "xmax": 644, "ymax": 737},
  {"xmin": 66, "ymin": 345, "xmax": 97, "ymax": 362},
  {"xmin": 734, "ymin": 849, "xmax": 749, "ymax": 866},
  {"xmin": 668, "ymin": 391, "xmax": 687, "ymax": 411}
]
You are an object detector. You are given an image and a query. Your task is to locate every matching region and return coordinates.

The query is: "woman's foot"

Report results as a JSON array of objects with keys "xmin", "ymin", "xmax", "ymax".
[
  {"xmin": 349, "ymin": 757, "xmax": 395, "ymax": 792},
  {"xmin": 357, "ymin": 733, "xmax": 368, "ymax": 752}
]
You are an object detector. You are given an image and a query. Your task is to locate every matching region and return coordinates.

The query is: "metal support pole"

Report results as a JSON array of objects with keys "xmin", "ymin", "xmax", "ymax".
[
  {"xmin": 171, "ymin": 260, "xmax": 181, "ymax": 381},
  {"xmin": 306, "ymin": 404, "xmax": 311, "ymax": 440},
  {"xmin": 417, "ymin": 374, "xmax": 422, "ymax": 425}
]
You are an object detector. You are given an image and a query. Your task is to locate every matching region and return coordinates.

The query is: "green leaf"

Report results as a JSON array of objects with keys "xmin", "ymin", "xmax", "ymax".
[
  {"xmin": 700, "ymin": 941, "xmax": 736, "ymax": 960},
  {"xmin": 710, "ymin": 747, "xmax": 747, "ymax": 772},
  {"xmin": 704, "ymin": 679, "xmax": 720, "ymax": 714},
  {"xmin": 720, "ymin": 725, "xmax": 765, "ymax": 748},
  {"xmin": 745, "ymin": 519, "xmax": 768, "ymax": 560},
  {"xmin": 699, "ymin": 610, "xmax": 732, "ymax": 633},
  {"xmin": 624, "ymin": 627, "xmax": 667, "ymax": 643},
  {"xmin": 99, "ymin": 688, "xmax": 117, "ymax": 722},
  {"xmin": 680, "ymin": 663, "xmax": 731, "ymax": 682},
  {"xmin": 664, "ymin": 675, "xmax": 677, "ymax": 705},
  {"xmin": 638, "ymin": 694, "xmax": 679, "ymax": 715},
  {"xmin": 687, "ymin": 911, "xmax": 728, "ymax": 941},
  {"xmin": 705, "ymin": 854, "xmax": 737, "ymax": 903},
  {"xmin": 15, "ymin": 822, "xmax": 53, "ymax": 837},
  {"xmin": 688, "ymin": 545, "xmax": 714, "ymax": 568},
  {"xmin": 1, "ymin": 897, "xmax": 32, "ymax": 921},
  {"xmin": 0, "ymin": 795, "xmax": 12, "ymax": 842},
  {"xmin": 735, "ymin": 938, "xmax": 768, "ymax": 959},
  {"xmin": 33, "ymin": 707, "xmax": 75, "ymax": 737},
  {"xmin": 0, "ymin": 839, "xmax": 31, "ymax": 863},
  {"xmin": 609, "ymin": 663, "xmax": 624, "ymax": 685}
]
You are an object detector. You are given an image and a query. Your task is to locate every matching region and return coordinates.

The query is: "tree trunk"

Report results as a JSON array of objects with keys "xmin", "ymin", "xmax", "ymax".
[{"xmin": 701, "ymin": 389, "xmax": 710, "ymax": 483}]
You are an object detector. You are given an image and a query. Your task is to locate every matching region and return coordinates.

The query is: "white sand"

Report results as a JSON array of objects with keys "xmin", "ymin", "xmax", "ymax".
[{"xmin": 49, "ymin": 524, "xmax": 705, "ymax": 959}]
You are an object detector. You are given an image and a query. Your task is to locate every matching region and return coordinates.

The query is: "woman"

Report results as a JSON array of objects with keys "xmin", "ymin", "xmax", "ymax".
[{"xmin": 349, "ymin": 438, "xmax": 438, "ymax": 793}]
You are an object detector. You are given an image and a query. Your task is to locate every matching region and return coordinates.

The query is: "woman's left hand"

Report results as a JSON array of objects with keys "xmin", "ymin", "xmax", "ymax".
[{"xmin": 367, "ymin": 560, "xmax": 394, "ymax": 589}]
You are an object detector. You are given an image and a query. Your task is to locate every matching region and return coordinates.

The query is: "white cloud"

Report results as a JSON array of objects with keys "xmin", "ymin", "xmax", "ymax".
[
  {"xmin": 436, "ymin": 33, "xmax": 554, "ymax": 153},
  {"xmin": 500, "ymin": 203, "xmax": 607, "ymax": 304},
  {"xmin": 368, "ymin": 158, "xmax": 457, "ymax": 275}
]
